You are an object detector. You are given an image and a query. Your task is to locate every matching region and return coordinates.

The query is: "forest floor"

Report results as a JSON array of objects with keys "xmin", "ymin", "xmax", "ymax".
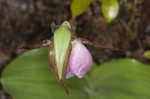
[{"xmin": 0, "ymin": 0, "xmax": 149, "ymax": 98}]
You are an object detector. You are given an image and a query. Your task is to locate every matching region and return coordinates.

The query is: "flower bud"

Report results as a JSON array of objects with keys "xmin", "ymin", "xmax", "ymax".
[{"xmin": 66, "ymin": 40, "xmax": 92, "ymax": 79}]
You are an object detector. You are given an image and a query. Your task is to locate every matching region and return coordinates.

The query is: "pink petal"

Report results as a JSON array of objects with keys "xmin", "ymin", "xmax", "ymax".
[{"xmin": 66, "ymin": 40, "xmax": 92, "ymax": 79}]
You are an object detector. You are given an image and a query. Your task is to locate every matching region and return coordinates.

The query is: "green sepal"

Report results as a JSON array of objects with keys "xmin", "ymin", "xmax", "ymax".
[{"xmin": 54, "ymin": 21, "xmax": 71, "ymax": 80}]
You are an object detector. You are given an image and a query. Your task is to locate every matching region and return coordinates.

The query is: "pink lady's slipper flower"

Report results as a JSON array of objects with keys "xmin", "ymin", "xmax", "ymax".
[
  {"xmin": 48, "ymin": 21, "xmax": 93, "ymax": 94},
  {"xmin": 66, "ymin": 40, "xmax": 93, "ymax": 79}
]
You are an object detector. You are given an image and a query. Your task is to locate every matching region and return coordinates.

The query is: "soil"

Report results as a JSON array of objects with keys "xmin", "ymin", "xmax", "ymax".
[{"xmin": 0, "ymin": 0, "xmax": 150, "ymax": 98}]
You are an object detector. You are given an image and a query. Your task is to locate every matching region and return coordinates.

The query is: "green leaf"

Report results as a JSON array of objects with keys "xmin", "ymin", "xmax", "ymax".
[
  {"xmin": 100, "ymin": 0, "xmax": 119, "ymax": 23},
  {"xmin": 54, "ymin": 21, "xmax": 71, "ymax": 80},
  {"xmin": 71, "ymin": 0, "xmax": 91, "ymax": 17},
  {"xmin": 87, "ymin": 59, "xmax": 150, "ymax": 99},
  {"xmin": 1, "ymin": 47, "xmax": 88, "ymax": 99}
]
